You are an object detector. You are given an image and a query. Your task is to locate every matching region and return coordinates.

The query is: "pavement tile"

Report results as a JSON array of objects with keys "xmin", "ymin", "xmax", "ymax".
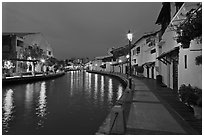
[
  {"xmin": 127, "ymin": 102, "xmax": 187, "ymax": 134},
  {"xmin": 133, "ymin": 91, "xmax": 160, "ymax": 102},
  {"xmin": 134, "ymin": 85, "xmax": 150, "ymax": 90}
]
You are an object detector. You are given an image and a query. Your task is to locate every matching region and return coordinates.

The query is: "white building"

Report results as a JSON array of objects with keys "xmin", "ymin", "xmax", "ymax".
[
  {"xmin": 110, "ymin": 45, "xmax": 130, "ymax": 74},
  {"xmin": 156, "ymin": 2, "xmax": 202, "ymax": 90},
  {"xmin": 131, "ymin": 32, "xmax": 159, "ymax": 79},
  {"xmin": 23, "ymin": 33, "xmax": 53, "ymax": 58},
  {"xmin": 23, "ymin": 33, "xmax": 54, "ymax": 72}
]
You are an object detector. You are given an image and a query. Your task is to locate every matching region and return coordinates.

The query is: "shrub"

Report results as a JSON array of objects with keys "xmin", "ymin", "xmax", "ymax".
[
  {"xmin": 178, "ymin": 84, "xmax": 202, "ymax": 107},
  {"xmin": 135, "ymin": 66, "xmax": 144, "ymax": 73}
]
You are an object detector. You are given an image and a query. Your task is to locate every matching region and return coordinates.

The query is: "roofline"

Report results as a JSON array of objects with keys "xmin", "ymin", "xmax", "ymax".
[{"xmin": 132, "ymin": 30, "xmax": 159, "ymax": 48}]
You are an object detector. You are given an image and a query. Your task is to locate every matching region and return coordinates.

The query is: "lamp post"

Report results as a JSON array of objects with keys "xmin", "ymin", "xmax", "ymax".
[{"xmin": 127, "ymin": 30, "xmax": 133, "ymax": 89}]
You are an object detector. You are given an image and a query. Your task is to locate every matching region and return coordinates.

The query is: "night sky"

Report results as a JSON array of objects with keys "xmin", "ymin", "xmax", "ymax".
[{"xmin": 2, "ymin": 2, "xmax": 162, "ymax": 60}]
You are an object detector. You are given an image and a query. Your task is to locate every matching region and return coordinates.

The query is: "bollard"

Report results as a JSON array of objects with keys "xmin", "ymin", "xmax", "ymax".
[{"xmin": 109, "ymin": 105, "xmax": 126, "ymax": 134}]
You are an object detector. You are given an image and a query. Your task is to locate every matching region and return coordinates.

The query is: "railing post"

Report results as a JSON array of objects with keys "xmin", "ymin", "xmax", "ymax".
[{"xmin": 109, "ymin": 105, "xmax": 126, "ymax": 134}]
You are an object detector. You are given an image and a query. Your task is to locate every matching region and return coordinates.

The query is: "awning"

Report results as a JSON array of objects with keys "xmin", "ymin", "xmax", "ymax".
[
  {"xmin": 142, "ymin": 61, "xmax": 155, "ymax": 67},
  {"xmin": 156, "ymin": 46, "xmax": 179, "ymax": 65},
  {"xmin": 111, "ymin": 60, "xmax": 128, "ymax": 66},
  {"xmin": 3, "ymin": 58, "xmax": 39, "ymax": 62},
  {"xmin": 102, "ymin": 56, "xmax": 114, "ymax": 62}
]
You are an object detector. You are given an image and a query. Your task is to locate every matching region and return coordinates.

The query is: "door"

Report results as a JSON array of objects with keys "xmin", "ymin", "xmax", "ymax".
[
  {"xmin": 146, "ymin": 67, "xmax": 149, "ymax": 78},
  {"xmin": 151, "ymin": 67, "xmax": 154, "ymax": 79},
  {"xmin": 173, "ymin": 60, "xmax": 178, "ymax": 91}
]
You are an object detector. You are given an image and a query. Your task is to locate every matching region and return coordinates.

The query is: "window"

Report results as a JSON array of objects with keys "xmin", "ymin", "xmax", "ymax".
[
  {"xmin": 136, "ymin": 47, "xmax": 140, "ymax": 54},
  {"xmin": 47, "ymin": 51, "xmax": 52, "ymax": 55},
  {"xmin": 3, "ymin": 45, "xmax": 10, "ymax": 52},
  {"xmin": 113, "ymin": 58, "xmax": 116, "ymax": 62},
  {"xmin": 184, "ymin": 55, "xmax": 187, "ymax": 69},
  {"xmin": 28, "ymin": 46, "xmax": 32, "ymax": 49},
  {"xmin": 148, "ymin": 39, "xmax": 155, "ymax": 47},
  {"xmin": 17, "ymin": 40, "xmax": 23, "ymax": 47},
  {"xmin": 146, "ymin": 37, "xmax": 151, "ymax": 44},
  {"xmin": 133, "ymin": 59, "xmax": 136, "ymax": 63},
  {"xmin": 150, "ymin": 48, "xmax": 156, "ymax": 54}
]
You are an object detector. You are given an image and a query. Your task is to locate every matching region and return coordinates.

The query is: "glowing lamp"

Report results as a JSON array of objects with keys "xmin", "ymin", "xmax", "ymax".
[{"xmin": 127, "ymin": 30, "xmax": 133, "ymax": 42}]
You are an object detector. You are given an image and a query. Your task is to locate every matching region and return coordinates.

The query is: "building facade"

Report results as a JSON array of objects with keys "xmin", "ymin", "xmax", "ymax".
[
  {"xmin": 156, "ymin": 2, "xmax": 202, "ymax": 90},
  {"xmin": 2, "ymin": 32, "xmax": 54, "ymax": 76},
  {"xmin": 131, "ymin": 32, "xmax": 159, "ymax": 79}
]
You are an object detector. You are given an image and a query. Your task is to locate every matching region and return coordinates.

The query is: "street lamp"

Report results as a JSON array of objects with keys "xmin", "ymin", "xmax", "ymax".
[
  {"xmin": 127, "ymin": 30, "xmax": 133, "ymax": 89},
  {"xmin": 41, "ymin": 59, "xmax": 45, "ymax": 63}
]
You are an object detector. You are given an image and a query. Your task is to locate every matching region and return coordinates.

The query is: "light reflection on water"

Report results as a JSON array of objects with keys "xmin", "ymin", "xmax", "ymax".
[
  {"xmin": 2, "ymin": 89, "xmax": 14, "ymax": 133},
  {"xmin": 108, "ymin": 79, "xmax": 113, "ymax": 101},
  {"xmin": 36, "ymin": 82, "xmax": 47, "ymax": 128},
  {"xmin": 100, "ymin": 76, "xmax": 104, "ymax": 103},
  {"xmin": 94, "ymin": 74, "xmax": 98, "ymax": 100},
  {"xmin": 2, "ymin": 71, "xmax": 125, "ymax": 134},
  {"xmin": 117, "ymin": 84, "xmax": 123, "ymax": 100},
  {"xmin": 70, "ymin": 71, "xmax": 74, "ymax": 96}
]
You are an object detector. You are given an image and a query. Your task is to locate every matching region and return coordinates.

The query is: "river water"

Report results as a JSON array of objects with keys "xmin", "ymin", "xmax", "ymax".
[{"xmin": 2, "ymin": 70, "xmax": 125, "ymax": 135}]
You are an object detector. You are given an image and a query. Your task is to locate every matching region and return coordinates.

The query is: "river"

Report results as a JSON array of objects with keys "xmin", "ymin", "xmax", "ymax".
[{"xmin": 2, "ymin": 70, "xmax": 125, "ymax": 135}]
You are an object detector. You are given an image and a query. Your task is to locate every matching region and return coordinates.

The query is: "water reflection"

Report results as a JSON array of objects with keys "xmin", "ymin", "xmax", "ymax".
[
  {"xmin": 94, "ymin": 74, "xmax": 98, "ymax": 99},
  {"xmin": 36, "ymin": 82, "xmax": 47, "ymax": 128},
  {"xmin": 117, "ymin": 84, "xmax": 123, "ymax": 100},
  {"xmin": 2, "ymin": 89, "xmax": 14, "ymax": 132},
  {"xmin": 88, "ymin": 73, "xmax": 92, "ymax": 94},
  {"xmin": 2, "ymin": 72, "xmax": 125, "ymax": 134},
  {"xmin": 70, "ymin": 71, "xmax": 74, "ymax": 96},
  {"xmin": 25, "ymin": 84, "xmax": 34, "ymax": 111},
  {"xmin": 100, "ymin": 76, "xmax": 104, "ymax": 103},
  {"xmin": 108, "ymin": 79, "xmax": 113, "ymax": 101}
]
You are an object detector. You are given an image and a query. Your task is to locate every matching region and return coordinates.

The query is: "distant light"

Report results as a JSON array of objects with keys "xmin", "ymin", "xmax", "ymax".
[
  {"xmin": 126, "ymin": 54, "xmax": 130, "ymax": 59},
  {"xmin": 95, "ymin": 64, "xmax": 97, "ymax": 66},
  {"xmin": 110, "ymin": 62, "xmax": 112, "ymax": 64},
  {"xmin": 127, "ymin": 30, "xmax": 133, "ymax": 42},
  {"xmin": 41, "ymin": 59, "xmax": 45, "ymax": 63},
  {"xmin": 119, "ymin": 60, "xmax": 122, "ymax": 63}
]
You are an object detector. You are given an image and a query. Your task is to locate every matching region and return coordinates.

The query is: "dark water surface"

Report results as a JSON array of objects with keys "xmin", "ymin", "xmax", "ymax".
[{"xmin": 2, "ymin": 71, "xmax": 125, "ymax": 135}]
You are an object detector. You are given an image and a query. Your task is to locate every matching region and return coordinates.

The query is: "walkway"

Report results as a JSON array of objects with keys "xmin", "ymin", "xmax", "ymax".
[
  {"xmin": 125, "ymin": 75, "xmax": 201, "ymax": 135},
  {"xmin": 88, "ymin": 70, "xmax": 201, "ymax": 135}
]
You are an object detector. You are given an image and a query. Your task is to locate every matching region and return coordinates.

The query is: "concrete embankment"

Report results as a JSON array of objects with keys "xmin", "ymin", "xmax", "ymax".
[
  {"xmin": 86, "ymin": 70, "xmax": 133, "ymax": 134},
  {"xmin": 2, "ymin": 72, "xmax": 65, "ymax": 86}
]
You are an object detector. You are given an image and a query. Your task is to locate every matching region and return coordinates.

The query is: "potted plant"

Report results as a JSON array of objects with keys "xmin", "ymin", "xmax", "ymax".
[
  {"xmin": 135, "ymin": 66, "xmax": 144, "ymax": 77},
  {"xmin": 178, "ymin": 84, "xmax": 202, "ymax": 119},
  {"xmin": 175, "ymin": 7, "xmax": 202, "ymax": 49}
]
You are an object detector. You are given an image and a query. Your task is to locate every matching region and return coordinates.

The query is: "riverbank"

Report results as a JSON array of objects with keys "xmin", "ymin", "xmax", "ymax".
[
  {"xmin": 2, "ymin": 72, "xmax": 65, "ymax": 86},
  {"xmin": 86, "ymin": 70, "xmax": 133, "ymax": 134},
  {"xmin": 87, "ymin": 70, "xmax": 201, "ymax": 135}
]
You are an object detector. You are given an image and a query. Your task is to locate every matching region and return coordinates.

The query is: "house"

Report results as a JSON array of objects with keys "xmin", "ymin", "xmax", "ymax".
[
  {"xmin": 2, "ymin": 33, "xmax": 28, "ymax": 75},
  {"xmin": 131, "ymin": 31, "xmax": 159, "ymax": 79},
  {"xmin": 2, "ymin": 32, "xmax": 54, "ymax": 75},
  {"xmin": 155, "ymin": 2, "xmax": 202, "ymax": 90},
  {"xmin": 23, "ymin": 32, "xmax": 53, "ymax": 58},
  {"xmin": 110, "ymin": 45, "xmax": 130, "ymax": 74}
]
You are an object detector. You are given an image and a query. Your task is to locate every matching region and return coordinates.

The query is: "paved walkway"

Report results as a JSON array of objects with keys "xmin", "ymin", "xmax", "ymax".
[
  {"xmin": 125, "ymin": 76, "xmax": 201, "ymax": 135},
  {"xmin": 88, "ymin": 70, "xmax": 201, "ymax": 135}
]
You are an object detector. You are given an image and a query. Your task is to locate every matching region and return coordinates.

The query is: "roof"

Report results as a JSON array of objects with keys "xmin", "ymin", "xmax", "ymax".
[
  {"xmin": 2, "ymin": 32, "xmax": 40, "ymax": 38},
  {"xmin": 131, "ymin": 31, "xmax": 159, "ymax": 49},
  {"xmin": 110, "ymin": 45, "xmax": 131, "ymax": 58},
  {"xmin": 111, "ymin": 60, "xmax": 128, "ymax": 66},
  {"xmin": 157, "ymin": 46, "xmax": 179, "ymax": 59}
]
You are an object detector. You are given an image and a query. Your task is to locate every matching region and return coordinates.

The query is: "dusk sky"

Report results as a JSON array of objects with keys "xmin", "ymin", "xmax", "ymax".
[{"xmin": 2, "ymin": 2, "xmax": 162, "ymax": 60}]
